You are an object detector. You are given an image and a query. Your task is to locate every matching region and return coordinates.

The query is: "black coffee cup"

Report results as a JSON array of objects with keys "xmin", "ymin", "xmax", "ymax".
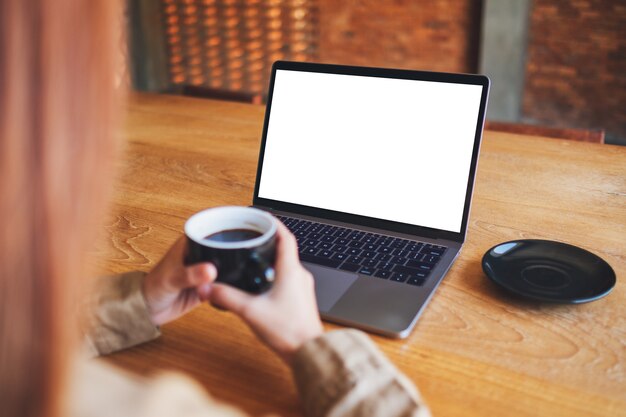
[{"xmin": 184, "ymin": 206, "xmax": 277, "ymax": 294}]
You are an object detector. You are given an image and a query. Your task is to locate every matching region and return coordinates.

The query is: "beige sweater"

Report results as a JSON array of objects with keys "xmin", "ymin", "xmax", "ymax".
[{"xmin": 74, "ymin": 271, "xmax": 431, "ymax": 417}]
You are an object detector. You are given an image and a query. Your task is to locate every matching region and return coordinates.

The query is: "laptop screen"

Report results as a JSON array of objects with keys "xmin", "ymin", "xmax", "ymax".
[{"xmin": 257, "ymin": 68, "xmax": 485, "ymax": 234}]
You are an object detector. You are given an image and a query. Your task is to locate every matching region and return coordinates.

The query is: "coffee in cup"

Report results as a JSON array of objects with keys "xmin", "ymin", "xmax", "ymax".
[{"xmin": 184, "ymin": 206, "xmax": 277, "ymax": 293}]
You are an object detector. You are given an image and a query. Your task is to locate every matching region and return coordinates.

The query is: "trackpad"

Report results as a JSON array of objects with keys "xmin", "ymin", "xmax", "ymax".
[{"xmin": 303, "ymin": 263, "xmax": 358, "ymax": 312}]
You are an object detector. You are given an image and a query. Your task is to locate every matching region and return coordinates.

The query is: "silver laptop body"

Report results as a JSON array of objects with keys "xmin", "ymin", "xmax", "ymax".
[{"xmin": 253, "ymin": 61, "xmax": 489, "ymax": 338}]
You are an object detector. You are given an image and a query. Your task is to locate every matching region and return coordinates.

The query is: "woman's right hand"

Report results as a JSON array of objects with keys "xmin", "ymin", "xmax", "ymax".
[{"xmin": 208, "ymin": 221, "xmax": 323, "ymax": 365}]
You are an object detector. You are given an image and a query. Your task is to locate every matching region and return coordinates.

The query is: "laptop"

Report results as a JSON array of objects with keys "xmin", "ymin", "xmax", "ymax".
[{"xmin": 252, "ymin": 61, "xmax": 490, "ymax": 338}]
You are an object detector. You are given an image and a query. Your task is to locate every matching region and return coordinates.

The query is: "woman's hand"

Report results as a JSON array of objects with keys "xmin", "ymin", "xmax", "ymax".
[
  {"xmin": 142, "ymin": 237, "xmax": 217, "ymax": 326},
  {"xmin": 208, "ymin": 221, "xmax": 323, "ymax": 365}
]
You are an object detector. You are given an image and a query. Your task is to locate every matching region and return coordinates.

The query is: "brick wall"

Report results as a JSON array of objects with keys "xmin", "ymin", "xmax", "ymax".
[
  {"xmin": 316, "ymin": 0, "xmax": 482, "ymax": 73},
  {"xmin": 522, "ymin": 0, "xmax": 626, "ymax": 144}
]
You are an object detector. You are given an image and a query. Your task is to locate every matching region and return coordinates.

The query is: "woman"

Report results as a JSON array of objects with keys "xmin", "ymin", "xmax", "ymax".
[{"xmin": 0, "ymin": 1, "xmax": 430, "ymax": 417}]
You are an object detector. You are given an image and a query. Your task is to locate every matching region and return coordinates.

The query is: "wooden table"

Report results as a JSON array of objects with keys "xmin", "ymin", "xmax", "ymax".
[{"xmin": 94, "ymin": 93, "xmax": 626, "ymax": 417}]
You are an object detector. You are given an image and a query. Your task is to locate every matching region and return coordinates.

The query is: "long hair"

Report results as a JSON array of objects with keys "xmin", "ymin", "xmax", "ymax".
[{"xmin": 0, "ymin": 1, "xmax": 122, "ymax": 417}]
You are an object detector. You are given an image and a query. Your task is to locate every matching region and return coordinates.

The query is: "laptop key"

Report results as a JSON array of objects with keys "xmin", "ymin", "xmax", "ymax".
[
  {"xmin": 347, "ymin": 255, "xmax": 364, "ymax": 264},
  {"xmin": 362, "ymin": 250, "xmax": 377, "ymax": 259},
  {"xmin": 426, "ymin": 248, "xmax": 446, "ymax": 256},
  {"xmin": 358, "ymin": 266, "xmax": 375, "ymax": 276},
  {"xmin": 402, "ymin": 250, "xmax": 416, "ymax": 258},
  {"xmin": 407, "ymin": 273, "xmax": 428, "ymax": 286},
  {"xmin": 296, "ymin": 223, "xmax": 312, "ymax": 232},
  {"xmin": 333, "ymin": 245, "xmax": 348, "ymax": 253},
  {"xmin": 410, "ymin": 252, "xmax": 424, "ymax": 261},
  {"xmin": 374, "ymin": 270, "xmax": 391, "ymax": 279},
  {"xmin": 332, "ymin": 253, "xmax": 349, "ymax": 261},
  {"xmin": 406, "ymin": 259, "xmax": 435, "ymax": 271},
  {"xmin": 391, "ymin": 273, "xmax": 409, "ymax": 283},
  {"xmin": 318, "ymin": 250, "xmax": 333, "ymax": 258},
  {"xmin": 377, "ymin": 262, "xmax": 394, "ymax": 271},
  {"xmin": 423, "ymin": 254, "xmax": 441, "ymax": 264},
  {"xmin": 302, "ymin": 247, "xmax": 318, "ymax": 255},
  {"xmin": 299, "ymin": 253, "xmax": 342, "ymax": 268},
  {"xmin": 362, "ymin": 236, "xmax": 378, "ymax": 245},
  {"xmin": 376, "ymin": 253, "xmax": 392, "ymax": 262},
  {"xmin": 363, "ymin": 258, "xmax": 378, "ymax": 267},
  {"xmin": 391, "ymin": 256, "xmax": 408, "ymax": 264},
  {"xmin": 393, "ymin": 264, "xmax": 427, "ymax": 276},
  {"xmin": 391, "ymin": 240, "xmax": 407, "ymax": 249},
  {"xmin": 339, "ymin": 262, "xmax": 360, "ymax": 272},
  {"xmin": 406, "ymin": 243, "xmax": 423, "ymax": 252}
]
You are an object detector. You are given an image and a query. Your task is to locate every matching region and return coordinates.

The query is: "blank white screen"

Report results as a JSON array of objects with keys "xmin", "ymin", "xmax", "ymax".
[{"xmin": 258, "ymin": 69, "xmax": 483, "ymax": 233}]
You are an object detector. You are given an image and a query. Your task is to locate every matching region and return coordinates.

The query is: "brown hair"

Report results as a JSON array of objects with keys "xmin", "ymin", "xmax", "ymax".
[{"xmin": 0, "ymin": 1, "xmax": 122, "ymax": 417}]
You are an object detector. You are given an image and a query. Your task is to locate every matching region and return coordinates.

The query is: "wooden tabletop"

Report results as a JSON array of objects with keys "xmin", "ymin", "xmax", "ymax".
[{"xmin": 94, "ymin": 92, "xmax": 626, "ymax": 417}]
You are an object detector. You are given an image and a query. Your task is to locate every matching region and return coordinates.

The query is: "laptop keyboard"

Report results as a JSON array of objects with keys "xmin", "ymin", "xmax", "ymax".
[{"xmin": 276, "ymin": 215, "xmax": 447, "ymax": 286}]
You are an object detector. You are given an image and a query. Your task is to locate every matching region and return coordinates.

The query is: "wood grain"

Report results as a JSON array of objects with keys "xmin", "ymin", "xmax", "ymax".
[{"xmin": 93, "ymin": 93, "xmax": 626, "ymax": 417}]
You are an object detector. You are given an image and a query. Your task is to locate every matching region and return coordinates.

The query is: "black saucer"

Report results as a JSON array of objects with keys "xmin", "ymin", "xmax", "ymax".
[{"xmin": 482, "ymin": 240, "xmax": 616, "ymax": 303}]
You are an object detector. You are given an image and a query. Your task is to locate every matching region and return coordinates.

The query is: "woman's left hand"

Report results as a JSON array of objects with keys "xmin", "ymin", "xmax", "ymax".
[{"xmin": 142, "ymin": 237, "xmax": 217, "ymax": 326}]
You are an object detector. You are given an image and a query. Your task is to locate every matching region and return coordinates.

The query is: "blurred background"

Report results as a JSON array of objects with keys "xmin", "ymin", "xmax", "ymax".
[{"xmin": 125, "ymin": 0, "xmax": 626, "ymax": 145}]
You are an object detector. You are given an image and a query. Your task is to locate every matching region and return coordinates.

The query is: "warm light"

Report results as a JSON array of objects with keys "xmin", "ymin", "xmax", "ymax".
[
  {"xmin": 267, "ymin": 30, "xmax": 282, "ymax": 41},
  {"xmin": 228, "ymin": 70, "xmax": 244, "ymax": 79},
  {"xmin": 225, "ymin": 17, "xmax": 239, "ymax": 28},
  {"xmin": 267, "ymin": 20, "xmax": 282, "ymax": 30},
  {"xmin": 246, "ymin": 40, "xmax": 263, "ymax": 51},
  {"xmin": 248, "ymin": 70, "xmax": 263, "ymax": 80},
  {"xmin": 205, "ymin": 47, "xmax": 220, "ymax": 57},
  {"xmin": 227, "ymin": 60, "xmax": 244, "ymax": 70},
  {"xmin": 226, "ymin": 39, "xmax": 240, "ymax": 49},
  {"xmin": 244, "ymin": 8, "xmax": 259, "ymax": 18},
  {"xmin": 191, "ymin": 76, "xmax": 205, "ymax": 85},
  {"xmin": 292, "ymin": 8, "xmax": 306, "ymax": 19},
  {"xmin": 266, "ymin": 8, "xmax": 281, "ymax": 18},
  {"xmin": 227, "ymin": 48, "xmax": 245, "ymax": 59}
]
